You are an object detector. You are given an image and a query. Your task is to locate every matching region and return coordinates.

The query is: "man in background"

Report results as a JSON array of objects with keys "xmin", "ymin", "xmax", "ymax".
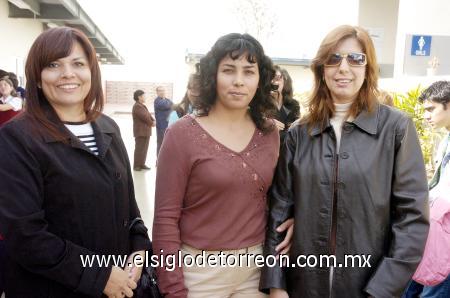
[
  {"xmin": 153, "ymin": 86, "xmax": 173, "ymax": 156},
  {"xmin": 403, "ymin": 80, "xmax": 450, "ymax": 298}
]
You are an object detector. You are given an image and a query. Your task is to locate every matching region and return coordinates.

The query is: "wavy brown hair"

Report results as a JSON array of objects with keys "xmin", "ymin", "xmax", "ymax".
[
  {"xmin": 24, "ymin": 27, "xmax": 103, "ymax": 141},
  {"xmin": 303, "ymin": 25, "xmax": 379, "ymax": 131},
  {"xmin": 194, "ymin": 33, "xmax": 276, "ymax": 133}
]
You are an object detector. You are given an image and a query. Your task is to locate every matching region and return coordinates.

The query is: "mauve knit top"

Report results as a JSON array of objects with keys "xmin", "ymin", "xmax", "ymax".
[{"xmin": 152, "ymin": 114, "xmax": 279, "ymax": 298}]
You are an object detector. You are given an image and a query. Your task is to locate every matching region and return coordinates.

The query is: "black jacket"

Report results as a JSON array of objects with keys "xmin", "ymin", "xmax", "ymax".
[
  {"xmin": 0, "ymin": 114, "xmax": 151, "ymax": 297},
  {"xmin": 274, "ymin": 99, "xmax": 300, "ymax": 145},
  {"xmin": 260, "ymin": 104, "xmax": 429, "ymax": 298}
]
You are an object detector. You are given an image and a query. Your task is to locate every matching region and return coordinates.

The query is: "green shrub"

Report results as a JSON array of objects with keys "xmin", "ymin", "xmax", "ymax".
[{"xmin": 393, "ymin": 86, "xmax": 441, "ymax": 177}]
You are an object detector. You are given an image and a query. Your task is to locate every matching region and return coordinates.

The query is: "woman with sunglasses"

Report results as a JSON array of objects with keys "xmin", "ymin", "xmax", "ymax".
[{"xmin": 260, "ymin": 25, "xmax": 429, "ymax": 298}]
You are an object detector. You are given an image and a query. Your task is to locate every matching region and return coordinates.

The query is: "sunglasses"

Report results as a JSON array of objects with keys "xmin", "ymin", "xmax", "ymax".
[{"xmin": 324, "ymin": 52, "xmax": 367, "ymax": 67}]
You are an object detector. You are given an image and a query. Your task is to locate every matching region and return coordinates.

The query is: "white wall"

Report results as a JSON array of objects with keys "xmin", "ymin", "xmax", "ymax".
[
  {"xmin": 278, "ymin": 65, "xmax": 313, "ymax": 94},
  {"xmin": 394, "ymin": 0, "xmax": 450, "ymax": 77},
  {"xmin": 358, "ymin": 0, "xmax": 399, "ymax": 65},
  {"xmin": 0, "ymin": 0, "xmax": 43, "ymax": 84}
]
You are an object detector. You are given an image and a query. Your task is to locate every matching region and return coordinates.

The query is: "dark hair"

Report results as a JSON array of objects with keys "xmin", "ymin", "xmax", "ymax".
[
  {"xmin": 303, "ymin": 25, "xmax": 379, "ymax": 131},
  {"xmin": 273, "ymin": 65, "xmax": 300, "ymax": 118},
  {"xmin": 418, "ymin": 81, "xmax": 450, "ymax": 109},
  {"xmin": 24, "ymin": 27, "xmax": 103, "ymax": 141},
  {"xmin": 194, "ymin": 33, "xmax": 276, "ymax": 133},
  {"xmin": 0, "ymin": 69, "xmax": 7, "ymax": 78},
  {"xmin": 174, "ymin": 74, "xmax": 199, "ymax": 118},
  {"xmin": 134, "ymin": 89, "xmax": 145, "ymax": 101}
]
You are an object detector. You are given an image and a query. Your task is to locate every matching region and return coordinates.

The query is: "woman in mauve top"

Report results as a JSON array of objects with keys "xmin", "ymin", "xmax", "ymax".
[{"xmin": 153, "ymin": 33, "xmax": 293, "ymax": 298}]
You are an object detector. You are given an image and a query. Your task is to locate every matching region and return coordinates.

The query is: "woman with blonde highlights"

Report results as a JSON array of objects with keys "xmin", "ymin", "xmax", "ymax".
[{"xmin": 260, "ymin": 25, "xmax": 429, "ymax": 298}]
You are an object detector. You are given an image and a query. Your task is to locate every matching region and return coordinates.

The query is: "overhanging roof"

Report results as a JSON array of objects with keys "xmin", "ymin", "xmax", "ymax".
[{"xmin": 7, "ymin": 0, "xmax": 124, "ymax": 65}]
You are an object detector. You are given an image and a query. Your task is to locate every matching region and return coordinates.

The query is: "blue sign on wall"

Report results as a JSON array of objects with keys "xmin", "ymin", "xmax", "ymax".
[{"xmin": 411, "ymin": 35, "xmax": 432, "ymax": 56}]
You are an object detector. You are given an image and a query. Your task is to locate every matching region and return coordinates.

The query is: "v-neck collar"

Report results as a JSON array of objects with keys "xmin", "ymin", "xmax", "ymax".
[{"xmin": 189, "ymin": 115, "xmax": 258, "ymax": 155}]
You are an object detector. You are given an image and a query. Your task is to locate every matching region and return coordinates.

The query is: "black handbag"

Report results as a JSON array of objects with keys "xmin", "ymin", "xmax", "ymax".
[
  {"xmin": 129, "ymin": 218, "xmax": 162, "ymax": 298},
  {"xmin": 134, "ymin": 261, "xmax": 162, "ymax": 298}
]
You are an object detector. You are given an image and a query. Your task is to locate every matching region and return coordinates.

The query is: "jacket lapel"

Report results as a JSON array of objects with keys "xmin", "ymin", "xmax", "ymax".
[{"xmin": 91, "ymin": 119, "xmax": 113, "ymax": 159}]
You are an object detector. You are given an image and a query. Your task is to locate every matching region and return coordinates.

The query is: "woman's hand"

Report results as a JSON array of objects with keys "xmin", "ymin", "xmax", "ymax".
[
  {"xmin": 103, "ymin": 266, "xmax": 137, "ymax": 297},
  {"xmin": 124, "ymin": 250, "xmax": 145, "ymax": 283},
  {"xmin": 275, "ymin": 218, "xmax": 294, "ymax": 255},
  {"xmin": 270, "ymin": 288, "xmax": 289, "ymax": 298},
  {"xmin": 273, "ymin": 119, "xmax": 286, "ymax": 131}
]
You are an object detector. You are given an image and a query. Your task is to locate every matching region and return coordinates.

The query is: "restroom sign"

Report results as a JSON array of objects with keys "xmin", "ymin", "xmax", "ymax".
[{"xmin": 411, "ymin": 35, "xmax": 431, "ymax": 56}]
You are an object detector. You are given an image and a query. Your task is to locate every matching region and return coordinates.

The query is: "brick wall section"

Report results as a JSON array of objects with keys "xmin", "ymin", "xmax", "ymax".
[{"xmin": 105, "ymin": 81, "xmax": 173, "ymax": 109}]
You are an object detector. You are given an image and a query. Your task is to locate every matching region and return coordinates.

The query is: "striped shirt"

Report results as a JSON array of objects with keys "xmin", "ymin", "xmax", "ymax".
[{"xmin": 64, "ymin": 122, "xmax": 99, "ymax": 155}]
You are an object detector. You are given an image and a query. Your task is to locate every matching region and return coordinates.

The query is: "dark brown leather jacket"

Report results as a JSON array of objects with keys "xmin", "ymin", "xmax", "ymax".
[{"xmin": 260, "ymin": 104, "xmax": 429, "ymax": 298}]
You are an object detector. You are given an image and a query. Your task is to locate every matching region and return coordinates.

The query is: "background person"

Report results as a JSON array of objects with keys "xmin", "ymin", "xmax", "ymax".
[
  {"xmin": 168, "ymin": 73, "xmax": 200, "ymax": 125},
  {"xmin": 270, "ymin": 65, "xmax": 300, "ymax": 144},
  {"xmin": 403, "ymin": 80, "xmax": 450, "ymax": 298},
  {"xmin": 0, "ymin": 27, "xmax": 150, "ymax": 298},
  {"xmin": 261, "ymin": 25, "xmax": 429, "ymax": 298},
  {"xmin": 132, "ymin": 89, "xmax": 155, "ymax": 171},
  {"xmin": 154, "ymin": 85, "xmax": 173, "ymax": 156},
  {"xmin": 0, "ymin": 76, "xmax": 23, "ymax": 126}
]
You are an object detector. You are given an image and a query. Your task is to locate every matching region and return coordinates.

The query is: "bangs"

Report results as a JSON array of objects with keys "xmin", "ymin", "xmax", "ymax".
[
  {"xmin": 223, "ymin": 38, "xmax": 258, "ymax": 64},
  {"xmin": 37, "ymin": 32, "xmax": 76, "ymax": 69}
]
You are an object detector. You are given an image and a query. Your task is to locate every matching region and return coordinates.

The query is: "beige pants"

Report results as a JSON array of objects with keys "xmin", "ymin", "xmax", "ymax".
[{"xmin": 181, "ymin": 244, "xmax": 268, "ymax": 298}]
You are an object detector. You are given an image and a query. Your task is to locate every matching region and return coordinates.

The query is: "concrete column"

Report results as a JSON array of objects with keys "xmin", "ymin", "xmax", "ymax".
[{"xmin": 358, "ymin": 0, "xmax": 400, "ymax": 78}]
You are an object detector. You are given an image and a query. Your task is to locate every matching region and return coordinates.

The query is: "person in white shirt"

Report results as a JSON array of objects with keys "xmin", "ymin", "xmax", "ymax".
[{"xmin": 0, "ymin": 76, "xmax": 23, "ymax": 126}]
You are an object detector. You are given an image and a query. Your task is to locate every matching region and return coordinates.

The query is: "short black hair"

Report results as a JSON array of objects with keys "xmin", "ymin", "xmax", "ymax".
[
  {"xmin": 133, "ymin": 89, "xmax": 145, "ymax": 101},
  {"xmin": 419, "ymin": 81, "xmax": 450, "ymax": 109}
]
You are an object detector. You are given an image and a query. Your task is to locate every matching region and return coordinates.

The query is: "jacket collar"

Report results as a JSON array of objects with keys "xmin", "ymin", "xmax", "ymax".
[
  {"xmin": 310, "ymin": 119, "xmax": 332, "ymax": 136},
  {"xmin": 352, "ymin": 103, "xmax": 379, "ymax": 135},
  {"xmin": 310, "ymin": 103, "xmax": 380, "ymax": 136},
  {"xmin": 135, "ymin": 101, "xmax": 148, "ymax": 109},
  {"xmin": 42, "ymin": 113, "xmax": 114, "ymax": 158}
]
